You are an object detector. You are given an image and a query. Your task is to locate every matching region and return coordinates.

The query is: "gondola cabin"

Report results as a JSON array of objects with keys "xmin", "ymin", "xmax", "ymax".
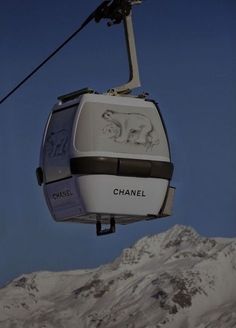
[
  {"xmin": 36, "ymin": 1, "xmax": 175, "ymax": 235},
  {"xmin": 37, "ymin": 89, "xmax": 174, "ymax": 234}
]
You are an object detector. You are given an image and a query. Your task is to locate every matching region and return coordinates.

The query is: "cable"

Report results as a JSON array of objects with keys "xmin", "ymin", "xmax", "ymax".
[{"xmin": 0, "ymin": 1, "xmax": 111, "ymax": 105}]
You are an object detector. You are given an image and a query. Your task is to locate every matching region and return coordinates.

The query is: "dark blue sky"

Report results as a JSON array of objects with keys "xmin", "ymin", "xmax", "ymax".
[{"xmin": 0, "ymin": 0, "xmax": 235, "ymax": 287}]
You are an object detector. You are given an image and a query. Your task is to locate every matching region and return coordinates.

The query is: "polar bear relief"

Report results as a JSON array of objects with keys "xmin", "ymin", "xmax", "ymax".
[
  {"xmin": 45, "ymin": 129, "xmax": 69, "ymax": 158},
  {"xmin": 102, "ymin": 109, "xmax": 159, "ymax": 149}
]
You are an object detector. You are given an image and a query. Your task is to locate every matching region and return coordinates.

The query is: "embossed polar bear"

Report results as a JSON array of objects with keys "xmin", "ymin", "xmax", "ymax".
[
  {"xmin": 46, "ymin": 129, "xmax": 68, "ymax": 158},
  {"xmin": 102, "ymin": 109, "xmax": 153, "ymax": 145}
]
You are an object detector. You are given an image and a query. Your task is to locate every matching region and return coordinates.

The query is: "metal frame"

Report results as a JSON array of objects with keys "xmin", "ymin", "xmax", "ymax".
[{"xmin": 96, "ymin": 216, "xmax": 116, "ymax": 236}]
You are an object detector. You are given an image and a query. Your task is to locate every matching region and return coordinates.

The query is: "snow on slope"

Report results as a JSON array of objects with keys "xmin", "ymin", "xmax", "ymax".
[{"xmin": 0, "ymin": 225, "xmax": 236, "ymax": 328}]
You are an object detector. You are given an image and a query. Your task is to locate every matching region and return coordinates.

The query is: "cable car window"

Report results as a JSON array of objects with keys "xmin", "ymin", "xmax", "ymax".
[
  {"xmin": 74, "ymin": 101, "xmax": 170, "ymax": 159},
  {"xmin": 43, "ymin": 106, "xmax": 76, "ymax": 183}
]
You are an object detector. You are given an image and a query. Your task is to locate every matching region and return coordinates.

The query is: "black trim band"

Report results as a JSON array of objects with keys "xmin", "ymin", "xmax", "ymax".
[{"xmin": 70, "ymin": 157, "xmax": 173, "ymax": 180}]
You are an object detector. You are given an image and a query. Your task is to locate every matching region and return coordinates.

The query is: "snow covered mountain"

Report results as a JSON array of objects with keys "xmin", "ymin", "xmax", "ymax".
[{"xmin": 1, "ymin": 225, "xmax": 236, "ymax": 328}]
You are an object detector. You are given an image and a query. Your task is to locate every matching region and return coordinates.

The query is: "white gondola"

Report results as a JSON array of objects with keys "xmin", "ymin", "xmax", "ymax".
[{"xmin": 36, "ymin": 1, "xmax": 175, "ymax": 235}]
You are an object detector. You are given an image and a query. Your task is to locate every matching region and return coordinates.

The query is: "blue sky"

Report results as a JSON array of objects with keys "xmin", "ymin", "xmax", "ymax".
[{"xmin": 0, "ymin": 0, "xmax": 235, "ymax": 287}]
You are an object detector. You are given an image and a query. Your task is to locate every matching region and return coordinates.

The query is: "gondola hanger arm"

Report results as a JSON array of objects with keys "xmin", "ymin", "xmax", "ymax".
[{"xmin": 96, "ymin": 0, "xmax": 142, "ymax": 94}]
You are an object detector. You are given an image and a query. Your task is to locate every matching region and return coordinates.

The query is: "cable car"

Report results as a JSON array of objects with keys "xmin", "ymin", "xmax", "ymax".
[{"xmin": 36, "ymin": 0, "xmax": 175, "ymax": 235}]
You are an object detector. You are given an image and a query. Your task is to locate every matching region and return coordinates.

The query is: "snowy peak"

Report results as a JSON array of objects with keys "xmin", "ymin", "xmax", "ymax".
[
  {"xmin": 0, "ymin": 225, "xmax": 236, "ymax": 328},
  {"xmin": 115, "ymin": 225, "xmax": 227, "ymax": 268}
]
